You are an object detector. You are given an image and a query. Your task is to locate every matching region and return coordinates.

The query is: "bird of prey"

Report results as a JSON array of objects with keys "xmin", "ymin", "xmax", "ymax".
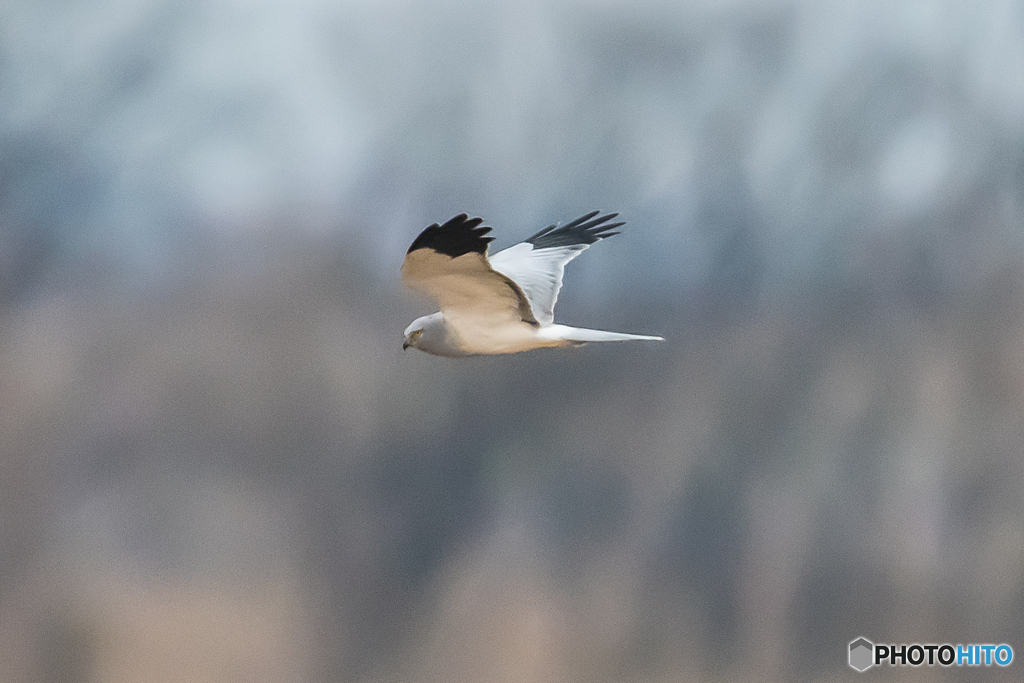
[{"xmin": 401, "ymin": 210, "xmax": 664, "ymax": 356}]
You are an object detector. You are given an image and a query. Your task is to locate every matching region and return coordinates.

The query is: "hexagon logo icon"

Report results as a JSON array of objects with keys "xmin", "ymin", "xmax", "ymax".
[{"xmin": 849, "ymin": 637, "xmax": 874, "ymax": 672}]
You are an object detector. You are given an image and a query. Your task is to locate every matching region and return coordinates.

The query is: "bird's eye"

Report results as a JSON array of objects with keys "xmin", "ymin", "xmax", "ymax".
[{"xmin": 412, "ymin": 330, "xmax": 422, "ymax": 339}]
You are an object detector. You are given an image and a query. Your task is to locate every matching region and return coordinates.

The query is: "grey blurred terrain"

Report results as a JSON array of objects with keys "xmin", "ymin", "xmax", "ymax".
[{"xmin": 2, "ymin": 1, "xmax": 1024, "ymax": 681}]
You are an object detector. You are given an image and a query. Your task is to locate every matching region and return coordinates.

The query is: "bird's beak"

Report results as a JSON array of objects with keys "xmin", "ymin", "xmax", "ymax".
[{"xmin": 402, "ymin": 341, "xmax": 410, "ymax": 350}]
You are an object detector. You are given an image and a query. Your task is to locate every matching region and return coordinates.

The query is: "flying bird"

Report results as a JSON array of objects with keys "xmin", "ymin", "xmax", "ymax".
[{"xmin": 401, "ymin": 210, "xmax": 664, "ymax": 356}]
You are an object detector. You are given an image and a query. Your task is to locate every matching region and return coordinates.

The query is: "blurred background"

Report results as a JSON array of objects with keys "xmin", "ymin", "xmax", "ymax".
[{"xmin": 2, "ymin": 0, "xmax": 1023, "ymax": 681}]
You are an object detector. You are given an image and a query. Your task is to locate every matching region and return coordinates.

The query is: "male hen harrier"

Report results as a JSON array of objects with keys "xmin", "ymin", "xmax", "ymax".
[{"xmin": 401, "ymin": 211, "xmax": 664, "ymax": 356}]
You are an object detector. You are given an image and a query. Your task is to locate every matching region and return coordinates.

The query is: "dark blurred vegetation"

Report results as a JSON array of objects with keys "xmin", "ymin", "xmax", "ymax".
[{"xmin": 2, "ymin": 1, "xmax": 1023, "ymax": 681}]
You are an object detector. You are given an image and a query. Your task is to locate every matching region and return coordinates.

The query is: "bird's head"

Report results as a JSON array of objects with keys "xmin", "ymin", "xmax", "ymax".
[
  {"xmin": 403, "ymin": 313, "xmax": 442, "ymax": 351},
  {"xmin": 402, "ymin": 323, "xmax": 424, "ymax": 350}
]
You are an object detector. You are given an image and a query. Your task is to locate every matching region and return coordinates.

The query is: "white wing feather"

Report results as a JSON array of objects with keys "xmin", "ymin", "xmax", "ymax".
[
  {"xmin": 488, "ymin": 211, "xmax": 622, "ymax": 325},
  {"xmin": 488, "ymin": 242, "xmax": 591, "ymax": 325}
]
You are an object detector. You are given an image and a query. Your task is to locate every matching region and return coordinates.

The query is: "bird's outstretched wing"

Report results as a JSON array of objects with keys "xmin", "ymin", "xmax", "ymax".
[
  {"xmin": 488, "ymin": 211, "xmax": 623, "ymax": 325},
  {"xmin": 401, "ymin": 214, "xmax": 538, "ymax": 337}
]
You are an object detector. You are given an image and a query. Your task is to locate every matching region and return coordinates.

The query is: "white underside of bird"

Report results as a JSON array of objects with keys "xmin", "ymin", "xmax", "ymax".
[{"xmin": 401, "ymin": 211, "xmax": 664, "ymax": 357}]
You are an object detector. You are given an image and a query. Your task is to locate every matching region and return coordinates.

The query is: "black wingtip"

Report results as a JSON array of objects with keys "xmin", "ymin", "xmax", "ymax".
[
  {"xmin": 407, "ymin": 214, "xmax": 494, "ymax": 257},
  {"xmin": 525, "ymin": 211, "xmax": 625, "ymax": 249}
]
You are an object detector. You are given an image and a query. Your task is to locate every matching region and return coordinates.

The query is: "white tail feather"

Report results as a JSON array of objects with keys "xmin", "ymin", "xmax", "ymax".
[{"xmin": 539, "ymin": 324, "xmax": 664, "ymax": 344}]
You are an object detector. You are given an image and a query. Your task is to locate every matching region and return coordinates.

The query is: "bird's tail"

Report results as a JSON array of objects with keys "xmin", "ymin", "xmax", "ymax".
[{"xmin": 539, "ymin": 324, "xmax": 664, "ymax": 344}]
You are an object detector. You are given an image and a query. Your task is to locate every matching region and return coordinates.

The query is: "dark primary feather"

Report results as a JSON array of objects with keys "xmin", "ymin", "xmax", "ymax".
[
  {"xmin": 525, "ymin": 210, "xmax": 624, "ymax": 249},
  {"xmin": 406, "ymin": 214, "xmax": 494, "ymax": 257}
]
